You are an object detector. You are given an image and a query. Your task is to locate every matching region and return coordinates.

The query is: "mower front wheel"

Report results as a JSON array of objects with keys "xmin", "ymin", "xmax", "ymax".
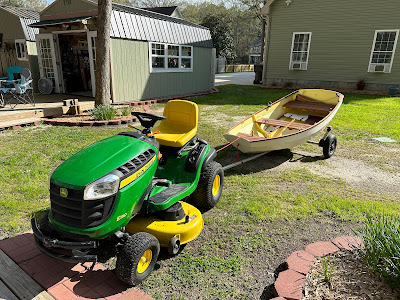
[
  {"xmin": 115, "ymin": 232, "xmax": 160, "ymax": 285},
  {"xmin": 190, "ymin": 161, "xmax": 224, "ymax": 210}
]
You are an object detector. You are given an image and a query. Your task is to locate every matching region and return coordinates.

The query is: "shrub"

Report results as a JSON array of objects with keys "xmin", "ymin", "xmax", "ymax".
[
  {"xmin": 283, "ymin": 81, "xmax": 293, "ymax": 88},
  {"xmin": 119, "ymin": 106, "xmax": 132, "ymax": 117},
  {"xmin": 356, "ymin": 215, "xmax": 400, "ymax": 288},
  {"xmin": 91, "ymin": 105, "xmax": 117, "ymax": 121}
]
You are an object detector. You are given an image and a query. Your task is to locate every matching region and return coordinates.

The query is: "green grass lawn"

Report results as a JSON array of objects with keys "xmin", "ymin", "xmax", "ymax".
[{"xmin": 1, "ymin": 85, "xmax": 400, "ymax": 299}]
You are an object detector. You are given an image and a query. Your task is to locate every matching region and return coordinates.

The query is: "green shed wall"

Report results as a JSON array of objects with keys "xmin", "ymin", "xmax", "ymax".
[
  {"xmin": 0, "ymin": 10, "xmax": 30, "ymax": 77},
  {"xmin": 27, "ymin": 41, "xmax": 39, "ymax": 92},
  {"xmin": 265, "ymin": 0, "xmax": 400, "ymax": 90},
  {"xmin": 110, "ymin": 38, "xmax": 213, "ymax": 103},
  {"xmin": 41, "ymin": 0, "xmax": 97, "ymax": 18}
]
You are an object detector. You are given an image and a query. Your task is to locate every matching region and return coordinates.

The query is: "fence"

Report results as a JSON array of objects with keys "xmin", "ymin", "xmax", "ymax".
[{"xmin": 224, "ymin": 64, "xmax": 254, "ymax": 73}]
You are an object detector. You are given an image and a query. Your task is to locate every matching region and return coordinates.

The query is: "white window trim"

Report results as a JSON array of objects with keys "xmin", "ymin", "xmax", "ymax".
[
  {"xmin": 149, "ymin": 42, "xmax": 193, "ymax": 73},
  {"xmin": 368, "ymin": 29, "xmax": 399, "ymax": 73},
  {"xmin": 289, "ymin": 32, "xmax": 312, "ymax": 70},
  {"xmin": 15, "ymin": 39, "xmax": 28, "ymax": 61}
]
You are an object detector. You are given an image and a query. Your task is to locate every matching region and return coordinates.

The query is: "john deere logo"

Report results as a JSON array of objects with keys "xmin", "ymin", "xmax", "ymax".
[{"xmin": 60, "ymin": 188, "xmax": 68, "ymax": 198}]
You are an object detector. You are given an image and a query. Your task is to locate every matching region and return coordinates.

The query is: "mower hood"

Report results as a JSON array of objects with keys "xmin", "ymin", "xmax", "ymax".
[{"xmin": 51, "ymin": 135, "xmax": 156, "ymax": 190}]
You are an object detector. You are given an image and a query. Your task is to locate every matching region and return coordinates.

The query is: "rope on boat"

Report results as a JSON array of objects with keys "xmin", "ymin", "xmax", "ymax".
[{"xmin": 216, "ymin": 137, "xmax": 240, "ymax": 153}]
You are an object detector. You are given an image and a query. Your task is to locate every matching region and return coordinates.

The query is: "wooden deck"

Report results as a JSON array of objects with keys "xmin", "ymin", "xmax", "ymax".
[{"xmin": 0, "ymin": 250, "xmax": 54, "ymax": 300}]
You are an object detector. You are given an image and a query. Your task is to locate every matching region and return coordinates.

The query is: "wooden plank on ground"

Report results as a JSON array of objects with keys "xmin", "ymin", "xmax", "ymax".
[
  {"xmin": 0, "ymin": 250, "xmax": 54, "ymax": 300},
  {"xmin": 0, "ymin": 279, "xmax": 19, "ymax": 300}
]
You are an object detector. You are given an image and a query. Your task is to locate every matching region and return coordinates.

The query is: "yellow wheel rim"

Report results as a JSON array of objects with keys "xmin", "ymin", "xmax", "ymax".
[
  {"xmin": 137, "ymin": 249, "xmax": 152, "ymax": 274},
  {"xmin": 212, "ymin": 175, "xmax": 221, "ymax": 196}
]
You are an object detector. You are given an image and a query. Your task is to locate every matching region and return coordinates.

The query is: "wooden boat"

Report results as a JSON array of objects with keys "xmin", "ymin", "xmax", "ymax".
[{"xmin": 223, "ymin": 89, "xmax": 344, "ymax": 153}]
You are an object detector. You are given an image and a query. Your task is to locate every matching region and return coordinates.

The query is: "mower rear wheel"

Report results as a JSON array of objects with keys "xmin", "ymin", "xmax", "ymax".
[
  {"xmin": 115, "ymin": 232, "xmax": 160, "ymax": 285},
  {"xmin": 190, "ymin": 161, "xmax": 224, "ymax": 210}
]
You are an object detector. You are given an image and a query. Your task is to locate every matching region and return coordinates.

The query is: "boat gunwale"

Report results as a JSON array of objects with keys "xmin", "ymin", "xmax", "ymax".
[{"xmin": 224, "ymin": 89, "xmax": 344, "ymax": 144}]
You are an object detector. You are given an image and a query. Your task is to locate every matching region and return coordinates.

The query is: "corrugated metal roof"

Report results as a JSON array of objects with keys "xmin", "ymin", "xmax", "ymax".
[
  {"xmin": 87, "ymin": 0, "xmax": 213, "ymax": 47},
  {"xmin": 110, "ymin": 6, "xmax": 213, "ymax": 47},
  {"xmin": 0, "ymin": 6, "xmax": 39, "ymax": 42},
  {"xmin": 20, "ymin": 18, "xmax": 39, "ymax": 41}
]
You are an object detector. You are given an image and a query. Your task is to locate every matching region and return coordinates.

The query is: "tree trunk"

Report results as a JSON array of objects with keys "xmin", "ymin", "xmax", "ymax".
[{"xmin": 95, "ymin": 0, "xmax": 112, "ymax": 106}]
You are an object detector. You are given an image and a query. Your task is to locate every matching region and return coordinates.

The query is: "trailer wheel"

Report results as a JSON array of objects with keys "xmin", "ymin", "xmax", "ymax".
[
  {"xmin": 116, "ymin": 232, "xmax": 160, "ymax": 285},
  {"xmin": 323, "ymin": 134, "xmax": 337, "ymax": 159},
  {"xmin": 190, "ymin": 161, "xmax": 224, "ymax": 210}
]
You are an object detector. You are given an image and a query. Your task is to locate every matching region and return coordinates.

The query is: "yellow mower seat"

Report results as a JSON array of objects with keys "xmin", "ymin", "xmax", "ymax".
[{"xmin": 153, "ymin": 100, "xmax": 198, "ymax": 147}]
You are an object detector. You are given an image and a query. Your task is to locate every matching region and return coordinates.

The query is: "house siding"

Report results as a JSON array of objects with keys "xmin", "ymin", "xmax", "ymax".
[
  {"xmin": 265, "ymin": 0, "xmax": 400, "ymax": 90},
  {"xmin": 110, "ymin": 38, "xmax": 212, "ymax": 103}
]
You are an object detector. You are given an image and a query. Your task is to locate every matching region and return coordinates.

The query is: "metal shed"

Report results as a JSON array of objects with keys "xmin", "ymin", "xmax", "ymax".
[
  {"xmin": 0, "ymin": 5, "xmax": 40, "ymax": 91},
  {"xmin": 30, "ymin": 0, "xmax": 215, "ymax": 103}
]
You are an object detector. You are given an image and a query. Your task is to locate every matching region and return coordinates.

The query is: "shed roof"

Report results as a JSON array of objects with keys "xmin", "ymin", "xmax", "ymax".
[
  {"xmin": 0, "ymin": 5, "xmax": 39, "ymax": 42},
  {"xmin": 141, "ymin": 6, "xmax": 180, "ymax": 17},
  {"xmin": 85, "ymin": 0, "xmax": 213, "ymax": 47}
]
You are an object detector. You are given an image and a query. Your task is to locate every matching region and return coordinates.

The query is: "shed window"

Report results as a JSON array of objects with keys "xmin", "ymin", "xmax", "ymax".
[
  {"xmin": 15, "ymin": 40, "xmax": 27, "ymax": 61},
  {"xmin": 289, "ymin": 32, "xmax": 311, "ymax": 70},
  {"xmin": 149, "ymin": 43, "xmax": 193, "ymax": 73},
  {"xmin": 368, "ymin": 30, "xmax": 399, "ymax": 73}
]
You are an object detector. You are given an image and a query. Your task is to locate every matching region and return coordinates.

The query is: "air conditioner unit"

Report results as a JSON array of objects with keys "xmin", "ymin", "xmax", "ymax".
[
  {"xmin": 374, "ymin": 65, "xmax": 385, "ymax": 72},
  {"xmin": 291, "ymin": 62, "xmax": 306, "ymax": 70},
  {"xmin": 368, "ymin": 63, "xmax": 390, "ymax": 73}
]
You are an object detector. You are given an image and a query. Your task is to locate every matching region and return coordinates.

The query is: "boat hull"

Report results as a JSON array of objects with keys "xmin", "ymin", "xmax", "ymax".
[{"xmin": 223, "ymin": 89, "xmax": 343, "ymax": 153}]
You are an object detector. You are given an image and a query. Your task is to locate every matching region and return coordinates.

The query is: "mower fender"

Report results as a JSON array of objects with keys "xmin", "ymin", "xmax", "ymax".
[
  {"xmin": 31, "ymin": 218, "xmax": 98, "ymax": 263},
  {"xmin": 201, "ymin": 147, "xmax": 216, "ymax": 172}
]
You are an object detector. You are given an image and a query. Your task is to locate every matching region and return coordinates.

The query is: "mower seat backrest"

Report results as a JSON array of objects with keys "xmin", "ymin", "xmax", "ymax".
[{"xmin": 153, "ymin": 100, "xmax": 198, "ymax": 147}]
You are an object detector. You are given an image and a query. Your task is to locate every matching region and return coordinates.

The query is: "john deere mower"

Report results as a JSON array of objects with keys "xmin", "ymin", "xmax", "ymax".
[{"xmin": 31, "ymin": 100, "xmax": 224, "ymax": 285}]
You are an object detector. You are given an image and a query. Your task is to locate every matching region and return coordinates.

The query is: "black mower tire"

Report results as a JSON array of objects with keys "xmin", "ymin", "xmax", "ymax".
[
  {"xmin": 115, "ymin": 232, "xmax": 160, "ymax": 286},
  {"xmin": 167, "ymin": 236, "xmax": 181, "ymax": 255},
  {"xmin": 190, "ymin": 161, "xmax": 224, "ymax": 210},
  {"xmin": 323, "ymin": 134, "xmax": 337, "ymax": 159}
]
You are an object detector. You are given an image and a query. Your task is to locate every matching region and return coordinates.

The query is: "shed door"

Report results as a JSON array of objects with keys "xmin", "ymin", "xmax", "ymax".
[
  {"xmin": 87, "ymin": 31, "xmax": 97, "ymax": 97},
  {"xmin": 36, "ymin": 33, "xmax": 60, "ymax": 93}
]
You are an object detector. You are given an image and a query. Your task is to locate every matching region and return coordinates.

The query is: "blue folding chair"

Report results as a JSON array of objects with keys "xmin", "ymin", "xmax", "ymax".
[
  {"xmin": 1, "ymin": 68, "xmax": 35, "ymax": 109},
  {"xmin": 0, "ymin": 66, "xmax": 24, "ymax": 87}
]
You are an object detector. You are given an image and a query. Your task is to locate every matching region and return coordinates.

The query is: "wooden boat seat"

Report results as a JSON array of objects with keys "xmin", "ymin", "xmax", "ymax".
[
  {"xmin": 283, "ymin": 94, "xmax": 335, "ymax": 114},
  {"xmin": 257, "ymin": 118, "xmax": 312, "ymax": 130}
]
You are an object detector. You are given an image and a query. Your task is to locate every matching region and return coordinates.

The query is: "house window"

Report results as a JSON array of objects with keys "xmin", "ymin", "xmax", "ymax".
[
  {"xmin": 15, "ymin": 40, "xmax": 27, "ymax": 60},
  {"xmin": 149, "ymin": 43, "xmax": 193, "ymax": 72},
  {"xmin": 368, "ymin": 30, "xmax": 399, "ymax": 73},
  {"xmin": 289, "ymin": 32, "xmax": 312, "ymax": 70}
]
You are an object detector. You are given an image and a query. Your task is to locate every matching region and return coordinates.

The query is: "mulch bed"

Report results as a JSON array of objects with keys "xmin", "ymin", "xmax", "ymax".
[{"xmin": 303, "ymin": 251, "xmax": 400, "ymax": 300}]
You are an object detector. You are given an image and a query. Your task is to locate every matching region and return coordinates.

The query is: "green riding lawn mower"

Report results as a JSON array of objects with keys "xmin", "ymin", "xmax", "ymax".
[{"xmin": 32, "ymin": 100, "xmax": 224, "ymax": 285}]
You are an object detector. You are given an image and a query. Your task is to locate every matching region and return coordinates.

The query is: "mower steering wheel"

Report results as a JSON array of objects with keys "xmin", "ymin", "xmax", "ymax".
[{"xmin": 132, "ymin": 112, "xmax": 166, "ymax": 130}]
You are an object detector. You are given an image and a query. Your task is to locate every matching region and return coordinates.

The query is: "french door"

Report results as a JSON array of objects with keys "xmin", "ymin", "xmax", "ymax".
[
  {"xmin": 87, "ymin": 31, "xmax": 97, "ymax": 97},
  {"xmin": 36, "ymin": 34, "xmax": 61, "ymax": 93}
]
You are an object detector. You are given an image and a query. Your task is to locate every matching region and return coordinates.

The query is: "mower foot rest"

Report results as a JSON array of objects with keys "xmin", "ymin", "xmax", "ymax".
[{"xmin": 149, "ymin": 184, "xmax": 187, "ymax": 204}]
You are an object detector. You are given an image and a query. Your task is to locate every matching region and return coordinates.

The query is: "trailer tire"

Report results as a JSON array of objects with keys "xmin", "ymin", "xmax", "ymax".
[
  {"xmin": 323, "ymin": 134, "xmax": 337, "ymax": 159},
  {"xmin": 190, "ymin": 161, "xmax": 224, "ymax": 210},
  {"xmin": 116, "ymin": 232, "xmax": 160, "ymax": 286}
]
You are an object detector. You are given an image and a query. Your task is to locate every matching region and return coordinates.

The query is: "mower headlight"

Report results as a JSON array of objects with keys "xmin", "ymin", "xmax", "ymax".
[{"xmin": 84, "ymin": 174, "xmax": 120, "ymax": 200}]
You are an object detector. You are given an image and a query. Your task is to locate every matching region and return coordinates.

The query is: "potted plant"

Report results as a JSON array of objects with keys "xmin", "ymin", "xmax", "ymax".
[{"xmin": 357, "ymin": 80, "xmax": 366, "ymax": 90}]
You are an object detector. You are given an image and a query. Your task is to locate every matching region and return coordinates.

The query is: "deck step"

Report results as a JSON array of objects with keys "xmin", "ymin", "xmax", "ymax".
[
  {"xmin": 257, "ymin": 118, "xmax": 312, "ymax": 130},
  {"xmin": 0, "ymin": 250, "xmax": 54, "ymax": 300},
  {"xmin": 0, "ymin": 117, "xmax": 42, "ymax": 130}
]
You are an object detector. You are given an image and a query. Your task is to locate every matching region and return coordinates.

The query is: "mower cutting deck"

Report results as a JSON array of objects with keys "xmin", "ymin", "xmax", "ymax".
[{"xmin": 32, "ymin": 100, "xmax": 224, "ymax": 285}]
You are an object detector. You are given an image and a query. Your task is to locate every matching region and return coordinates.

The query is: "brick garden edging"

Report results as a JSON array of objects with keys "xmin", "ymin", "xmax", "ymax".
[
  {"xmin": 271, "ymin": 236, "xmax": 363, "ymax": 300},
  {"xmin": 42, "ymin": 88, "xmax": 219, "ymax": 127}
]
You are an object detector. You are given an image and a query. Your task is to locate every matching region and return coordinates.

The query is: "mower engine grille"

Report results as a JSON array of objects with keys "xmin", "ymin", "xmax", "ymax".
[
  {"xmin": 49, "ymin": 183, "xmax": 116, "ymax": 228},
  {"xmin": 117, "ymin": 148, "xmax": 156, "ymax": 177}
]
